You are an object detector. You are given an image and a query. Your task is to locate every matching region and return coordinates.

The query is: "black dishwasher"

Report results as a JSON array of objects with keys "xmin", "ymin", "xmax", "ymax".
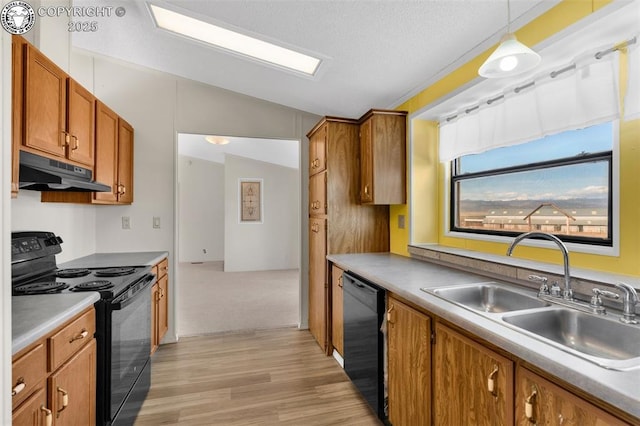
[{"xmin": 343, "ymin": 271, "xmax": 386, "ymax": 420}]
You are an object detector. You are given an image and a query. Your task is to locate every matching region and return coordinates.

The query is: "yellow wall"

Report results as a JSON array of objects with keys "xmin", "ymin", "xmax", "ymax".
[{"xmin": 392, "ymin": 0, "xmax": 640, "ymax": 276}]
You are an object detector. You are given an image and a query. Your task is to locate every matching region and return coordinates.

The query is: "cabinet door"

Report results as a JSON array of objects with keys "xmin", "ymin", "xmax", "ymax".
[
  {"xmin": 24, "ymin": 44, "xmax": 67, "ymax": 158},
  {"xmin": 516, "ymin": 366, "xmax": 629, "ymax": 425},
  {"xmin": 309, "ymin": 172, "xmax": 327, "ymax": 215},
  {"xmin": 434, "ymin": 323, "xmax": 514, "ymax": 426},
  {"xmin": 48, "ymin": 339, "xmax": 96, "ymax": 426},
  {"xmin": 151, "ymin": 282, "xmax": 159, "ymax": 354},
  {"xmin": 158, "ymin": 274, "xmax": 169, "ymax": 344},
  {"xmin": 309, "ymin": 123, "xmax": 326, "ymax": 176},
  {"xmin": 94, "ymin": 101, "xmax": 119, "ymax": 203},
  {"xmin": 309, "ymin": 218, "xmax": 327, "ymax": 351},
  {"xmin": 387, "ymin": 296, "xmax": 431, "ymax": 426},
  {"xmin": 359, "ymin": 117, "xmax": 374, "ymax": 203},
  {"xmin": 331, "ymin": 265, "xmax": 344, "ymax": 356},
  {"xmin": 66, "ymin": 80, "xmax": 95, "ymax": 167},
  {"xmin": 12, "ymin": 386, "xmax": 47, "ymax": 426},
  {"xmin": 117, "ymin": 118, "xmax": 134, "ymax": 204},
  {"xmin": 12, "ymin": 35, "xmax": 26, "ymax": 198}
]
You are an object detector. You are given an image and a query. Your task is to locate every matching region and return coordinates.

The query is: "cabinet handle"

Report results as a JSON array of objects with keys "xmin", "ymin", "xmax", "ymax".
[
  {"xmin": 160, "ymin": 288, "xmax": 165, "ymax": 298},
  {"xmin": 311, "ymin": 158, "xmax": 319, "ymax": 169},
  {"xmin": 120, "ymin": 185, "xmax": 126, "ymax": 195},
  {"xmin": 56, "ymin": 387, "xmax": 68, "ymax": 416},
  {"xmin": 364, "ymin": 185, "xmax": 369, "ymax": 195},
  {"xmin": 61, "ymin": 131, "xmax": 70, "ymax": 148},
  {"xmin": 71, "ymin": 135, "xmax": 79, "ymax": 151},
  {"xmin": 11, "ymin": 377, "xmax": 25, "ymax": 396},
  {"xmin": 69, "ymin": 329, "xmax": 88, "ymax": 343},
  {"xmin": 387, "ymin": 304, "xmax": 394, "ymax": 324},
  {"xmin": 487, "ymin": 365, "xmax": 499, "ymax": 396},
  {"xmin": 525, "ymin": 387, "xmax": 538, "ymax": 421},
  {"xmin": 338, "ymin": 276, "xmax": 343, "ymax": 288},
  {"xmin": 311, "ymin": 223, "xmax": 319, "ymax": 233},
  {"xmin": 311, "ymin": 201, "xmax": 321, "ymax": 210},
  {"xmin": 41, "ymin": 406, "xmax": 52, "ymax": 426}
]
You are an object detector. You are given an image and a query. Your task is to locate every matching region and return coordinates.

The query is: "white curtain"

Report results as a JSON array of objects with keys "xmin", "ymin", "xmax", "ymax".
[{"xmin": 439, "ymin": 47, "xmax": 623, "ymax": 163}]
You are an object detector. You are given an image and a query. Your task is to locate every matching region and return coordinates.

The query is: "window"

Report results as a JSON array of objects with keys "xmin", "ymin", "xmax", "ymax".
[{"xmin": 450, "ymin": 122, "xmax": 613, "ymax": 246}]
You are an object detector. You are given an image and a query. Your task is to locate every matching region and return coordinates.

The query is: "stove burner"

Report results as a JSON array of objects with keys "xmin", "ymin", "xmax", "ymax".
[
  {"xmin": 94, "ymin": 267, "xmax": 136, "ymax": 277},
  {"xmin": 14, "ymin": 281, "xmax": 69, "ymax": 295},
  {"xmin": 56, "ymin": 268, "xmax": 91, "ymax": 278},
  {"xmin": 71, "ymin": 280, "xmax": 114, "ymax": 291}
]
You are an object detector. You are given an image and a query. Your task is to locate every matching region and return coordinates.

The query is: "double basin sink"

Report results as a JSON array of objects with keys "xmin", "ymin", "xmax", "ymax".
[{"xmin": 421, "ymin": 282, "xmax": 640, "ymax": 370}]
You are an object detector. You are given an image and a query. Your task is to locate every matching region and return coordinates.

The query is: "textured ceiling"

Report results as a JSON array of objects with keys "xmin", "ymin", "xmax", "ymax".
[{"xmin": 71, "ymin": 0, "xmax": 562, "ymax": 118}]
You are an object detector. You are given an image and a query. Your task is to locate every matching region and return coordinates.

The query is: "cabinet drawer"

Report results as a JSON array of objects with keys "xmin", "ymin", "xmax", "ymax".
[
  {"xmin": 156, "ymin": 258, "xmax": 168, "ymax": 280},
  {"xmin": 309, "ymin": 172, "xmax": 327, "ymax": 215},
  {"xmin": 48, "ymin": 308, "xmax": 95, "ymax": 372},
  {"xmin": 12, "ymin": 342, "xmax": 46, "ymax": 409}
]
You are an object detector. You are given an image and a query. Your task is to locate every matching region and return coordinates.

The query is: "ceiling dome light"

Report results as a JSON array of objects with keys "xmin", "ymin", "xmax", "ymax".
[
  {"xmin": 205, "ymin": 136, "xmax": 230, "ymax": 145},
  {"xmin": 478, "ymin": 0, "xmax": 541, "ymax": 79},
  {"xmin": 479, "ymin": 33, "xmax": 541, "ymax": 78}
]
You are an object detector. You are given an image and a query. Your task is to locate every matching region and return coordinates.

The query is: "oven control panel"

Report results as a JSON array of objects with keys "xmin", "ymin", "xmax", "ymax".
[{"xmin": 11, "ymin": 232, "xmax": 63, "ymax": 263}]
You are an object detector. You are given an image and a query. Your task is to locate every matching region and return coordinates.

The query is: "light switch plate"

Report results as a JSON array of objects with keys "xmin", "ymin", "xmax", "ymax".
[
  {"xmin": 398, "ymin": 215, "xmax": 405, "ymax": 229},
  {"xmin": 153, "ymin": 217, "xmax": 161, "ymax": 229},
  {"xmin": 122, "ymin": 216, "xmax": 131, "ymax": 229}
]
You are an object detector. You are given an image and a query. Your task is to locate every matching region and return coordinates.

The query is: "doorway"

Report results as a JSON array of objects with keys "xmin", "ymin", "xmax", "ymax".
[{"xmin": 176, "ymin": 133, "xmax": 301, "ymax": 336}]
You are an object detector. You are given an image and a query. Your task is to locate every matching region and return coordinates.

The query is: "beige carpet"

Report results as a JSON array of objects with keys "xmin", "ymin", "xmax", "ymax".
[{"xmin": 177, "ymin": 261, "xmax": 300, "ymax": 337}]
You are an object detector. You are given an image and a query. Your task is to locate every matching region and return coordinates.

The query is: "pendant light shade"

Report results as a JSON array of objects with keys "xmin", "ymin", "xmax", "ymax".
[{"xmin": 478, "ymin": 33, "xmax": 541, "ymax": 78}]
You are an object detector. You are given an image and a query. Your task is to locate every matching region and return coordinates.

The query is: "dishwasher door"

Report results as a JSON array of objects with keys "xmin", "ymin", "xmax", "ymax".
[{"xmin": 343, "ymin": 272, "xmax": 386, "ymax": 420}]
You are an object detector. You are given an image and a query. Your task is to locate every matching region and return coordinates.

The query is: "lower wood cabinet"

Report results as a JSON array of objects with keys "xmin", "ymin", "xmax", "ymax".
[
  {"xmin": 516, "ymin": 366, "xmax": 630, "ymax": 425},
  {"xmin": 434, "ymin": 322, "xmax": 514, "ymax": 425},
  {"xmin": 12, "ymin": 307, "xmax": 97, "ymax": 426},
  {"xmin": 331, "ymin": 264, "xmax": 344, "ymax": 356},
  {"xmin": 387, "ymin": 296, "xmax": 431, "ymax": 426},
  {"xmin": 151, "ymin": 257, "xmax": 169, "ymax": 354}
]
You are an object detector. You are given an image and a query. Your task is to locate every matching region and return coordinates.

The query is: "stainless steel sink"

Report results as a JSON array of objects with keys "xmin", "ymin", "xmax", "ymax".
[
  {"xmin": 422, "ymin": 282, "xmax": 549, "ymax": 313},
  {"xmin": 502, "ymin": 308, "xmax": 640, "ymax": 370}
]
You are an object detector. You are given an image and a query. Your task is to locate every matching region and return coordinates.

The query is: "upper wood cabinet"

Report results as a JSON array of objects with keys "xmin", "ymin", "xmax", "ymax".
[
  {"xmin": 516, "ymin": 366, "xmax": 630, "ymax": 426},
  {"xmin": 358, "ymin": 109, "xmax": 407, "ymax": 205},
  {"xmin": 117, "ymin": 118, "xmax": 134, "ymax": 204},
  {"xmin": 23, "ymin": 42, "xmax": 95, "ymax": 168},
  {"xmin": 387, "ymin": 295, "xmax": 431, "ymax": 426},
  {"xmin": 93, "ymin": 101, "xmax": 120, "ymax": 203},
  {"xmin": 308, "ymin": 121, "xmax": 327, "ymax": 176},
  {"xmin": 434, "ymin": 322, "xmax": 514, "ymax": 426}
]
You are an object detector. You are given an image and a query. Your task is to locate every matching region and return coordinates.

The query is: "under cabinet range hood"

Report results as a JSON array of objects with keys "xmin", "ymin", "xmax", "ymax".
[{"xmin": 19, "ymin": 151, "xmax": 111, "ymax": 192}]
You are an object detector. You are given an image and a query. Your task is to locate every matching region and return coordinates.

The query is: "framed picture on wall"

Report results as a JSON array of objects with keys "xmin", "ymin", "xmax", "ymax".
[{"xmin": 239, "ymin": 179, "xmax": 263, "ymax": 223}]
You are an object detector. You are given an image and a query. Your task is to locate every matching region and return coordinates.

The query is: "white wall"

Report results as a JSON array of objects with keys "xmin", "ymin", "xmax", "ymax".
[
  {"xmin": 224, "ymin": 155, "xmax": 299, "ymax": 272},
  {"xmin": 178, "ymin": 156, "xmax": 225, "ymax": 263}
]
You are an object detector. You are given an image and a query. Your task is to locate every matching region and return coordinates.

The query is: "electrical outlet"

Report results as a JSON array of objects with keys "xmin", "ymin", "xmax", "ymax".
[
  {"xmin": 122, "ymin": 216, "xmax": 131, "ymax": 230},
  {"xmin": 153, "ymin": 217, "xmax": 161, "ymax": 229},
  {"xmin": 398, "ymin": 215, "xmax": 405, "ymax": 229}
]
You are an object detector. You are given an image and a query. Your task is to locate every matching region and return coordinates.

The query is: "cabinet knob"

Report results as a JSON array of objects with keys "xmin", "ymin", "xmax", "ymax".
[
  {"xmin": 11, "ymin": 378, "xmax": 25, "ymax": 396},
  {"xmin": 57, "ymin": 387, "xmax": 69, "ymax": 416},
  {"xmin": 41, "ymin": 406, "xmax": 53, "ymax": 426},
  {"xmin": 525, "ymin": 386, "xmax": 538, "ymax": 421},
  {"xmin": 487, "ymin": 365, "xmax": 499, "ymax": 396},
  {"xmin": 387, "ymin": 304, "xmax": 395, "ymax": 324},
  {"xmin": 69, "ymin": 329, "xmax": 89, "ymax": 343}
]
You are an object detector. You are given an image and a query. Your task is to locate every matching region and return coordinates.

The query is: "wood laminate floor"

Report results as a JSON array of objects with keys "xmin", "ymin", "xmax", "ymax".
[{"xmin": 135, "ymin": 328, "xmax": 382, "ymax": 425}]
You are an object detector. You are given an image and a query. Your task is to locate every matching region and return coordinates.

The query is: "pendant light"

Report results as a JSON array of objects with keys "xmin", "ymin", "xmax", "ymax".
[{"xmin": 478, "ymin": 0, "xmax": 541, "ymax": 78}]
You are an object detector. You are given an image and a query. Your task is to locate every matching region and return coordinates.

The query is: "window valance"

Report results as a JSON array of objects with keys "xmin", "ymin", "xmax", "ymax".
[{"xmin": 439, "ymin": 37, "xmax": 637, "ymax": 163}]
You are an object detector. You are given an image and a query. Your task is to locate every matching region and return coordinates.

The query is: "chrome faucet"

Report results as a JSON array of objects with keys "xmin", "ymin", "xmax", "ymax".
[
  {"xmin": 507, "ymin": 232, "xmax": 573, "ymax": 300},
  {"xmin": 614, "ymin": 282, "xmax": 638, "ymax": 324}
]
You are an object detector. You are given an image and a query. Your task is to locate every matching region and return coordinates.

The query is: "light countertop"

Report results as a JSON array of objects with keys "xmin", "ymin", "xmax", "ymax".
[
  {"xmin": 328, "ymin": 252, "xmax": 640, "ymax": 420},
  {"xmin": 59, "ymin": 251, "xmax": 168, "ymax": 269},
  {"xmin": 12, "ymin": 292, "xmax": 100, "ymax": 355}
]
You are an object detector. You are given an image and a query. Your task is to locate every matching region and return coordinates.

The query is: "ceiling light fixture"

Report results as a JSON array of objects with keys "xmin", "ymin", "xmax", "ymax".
[
  {"xmin": 478, "ymin": 0, "xmax": 541, "ymax": 78},
  {"xmin": 205, "ymin": 136, "xmax": 230, "ymax": 145},
  {"xmin": 148, "ymin": 4, "xmax": 321, "ymax": 76}
]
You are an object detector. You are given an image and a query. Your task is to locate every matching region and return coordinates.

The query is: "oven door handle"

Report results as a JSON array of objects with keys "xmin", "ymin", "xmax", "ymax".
[{"xmin": 111, "ymin": 274, "xmax": 155, "ymax": 310}]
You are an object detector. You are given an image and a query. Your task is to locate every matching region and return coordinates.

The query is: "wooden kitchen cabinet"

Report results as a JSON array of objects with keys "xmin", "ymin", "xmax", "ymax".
[
  {"xmin": 434, "ymin": 322, "xmax": 514, "ymax": 426},
  {"xmin": 12, "ymin": 307, "xmax": 96, "ymax": 426},
  {"xmin": 22, "ymin": 41, "xmax": 95, "ymax": 168},
  {"xmin": 116, "ymin": 118, "xmax": 134, "ymax": 204},
  {"xmin": 516, "ymin": 366, "xmax": 630, "ymax": 425},
  {"xmin": 358, "ymin": 109, "xmax": 407, "ymax": 205},
  {"xmin": 330, "ymin": 264, "xmax": 344, "ymax": 356},
  {"xmin": 151, "ymin": 257, "xmax": 169, "ymax": 354},
  {"xmin": 307, "ymin": 117, "xmax": 389, "ymax": 353},
  {"xmin": 387, "ymin": 295, "xmax": 431, "ymax": 426}
]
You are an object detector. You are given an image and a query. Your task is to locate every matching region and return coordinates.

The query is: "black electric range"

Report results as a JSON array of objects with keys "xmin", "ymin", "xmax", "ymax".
[{"xmin": 12, "ymin": 231, "xmax": 155, "ymax": 426}]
